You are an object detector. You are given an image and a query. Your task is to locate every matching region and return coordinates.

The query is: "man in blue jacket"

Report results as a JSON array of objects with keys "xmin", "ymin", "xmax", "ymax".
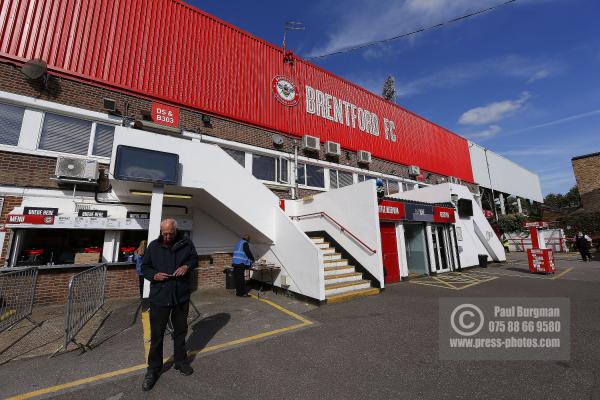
[
  {"xmin": 141, "ymin": 218, "xmax": 198, "ymax": 391},
  {"xmin": 232, "ymin": 235, "xmax": 255, "ymax": 297}
]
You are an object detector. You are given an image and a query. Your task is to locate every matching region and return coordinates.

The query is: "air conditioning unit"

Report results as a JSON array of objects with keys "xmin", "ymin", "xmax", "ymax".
[
  {"xmin": 324, "ymin": 141, "xmax": 341, "ymax": 156},
  {"xmin": 357, "ymin": 150, "xmax": 371, "ymax": 164},
  {"xmin": 55, "ymin": 157, "xmax": 99, "ymax": 182},
  {"xmin": 408, "ymin": 165, "xmax": 420, "ymax": 176},
  {"xmin": 301, "ymin": 135, "xmax": 320, "ymax": 152}
]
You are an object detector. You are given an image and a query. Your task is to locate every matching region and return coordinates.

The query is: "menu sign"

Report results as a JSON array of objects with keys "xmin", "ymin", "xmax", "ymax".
[
  {"xmin": 24, "ymin": 207, "xmax": 58, "ymax": 216},
  {"xmin": 78, "ymin": 210, "xmax": 108, "ymax": 218},
  {"xmin": 127, "ymin": 212, "xmax": 150, "ymax": 219}
]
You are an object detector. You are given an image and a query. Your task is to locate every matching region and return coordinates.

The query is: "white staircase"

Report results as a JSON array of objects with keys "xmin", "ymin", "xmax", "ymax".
[{"xmin": 310, "ymin": 237, "xmax": 379, "ymax": 303}]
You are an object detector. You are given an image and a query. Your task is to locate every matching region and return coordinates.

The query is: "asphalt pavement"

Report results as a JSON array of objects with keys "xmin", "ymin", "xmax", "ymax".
[{"xmin": 1, "ymin": 253, "xmax": 599, "ymax": 400}]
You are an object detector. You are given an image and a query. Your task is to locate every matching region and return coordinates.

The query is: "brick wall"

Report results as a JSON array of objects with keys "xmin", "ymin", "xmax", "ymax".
[
  {"xmin": 0, "ymin": 151, "xmax": 61, "ymax": 189},
  {"xmin": 28, "ymin": 256, "xmax": 230, "ymax": 306},
  {"xmin": 572, "ymin": 153, "xmax": 600, "ymax": 211},
  {"xmin": 0, "ymin": 196, "xmax": 22, "ymax": 266}
]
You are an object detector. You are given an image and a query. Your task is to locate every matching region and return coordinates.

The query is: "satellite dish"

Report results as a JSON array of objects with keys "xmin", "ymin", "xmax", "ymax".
[
  {"xmin": 272, "ymin": 134, "xmax": 284, "ymax": 146},
  {"xmin": 21, "ymin": 58, "xmax": 48, "ymax": 85}
]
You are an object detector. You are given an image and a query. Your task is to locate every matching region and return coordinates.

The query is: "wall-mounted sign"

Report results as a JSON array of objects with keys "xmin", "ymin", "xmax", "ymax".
[
  {"xmin": 433, "ymin": 207, "xmax": 456, "ymax": 223},
  {"xmin": 524, "ymin": 221, "xmax": 548, "ymax": 229},
  {"xmin": 127, "ymin": 211, "xmax": 150, "ymax": 219},
  {"xmin": 272, "ymin": 76, "xmax": 299, "ymax": 107},
  {"xmin": 378, "ymin": 200, "xmax": 405, "ymax": 221},
  {"xmin": 24, "ymin": 207, "xmax": 58, "ymax": 216},
  {"xmin": 151, "ymin": 102, "xmax": 179, "ymax": 127},
  {"xmin": 7, "ymin": 214, "xmax": 54, "ymax": 225},
  {"xmin": 405, "ymin": 203, "xmax": 434, "ymax": 222},
  {"xmin": 78, "ymin": 210, "xmax": 108, "ymax": 218}
]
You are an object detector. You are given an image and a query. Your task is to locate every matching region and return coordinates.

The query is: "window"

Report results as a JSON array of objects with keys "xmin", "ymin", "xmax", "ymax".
[
  {"xmin": 278, "ymin": 158, "xmax": 289, "ymax": 183},
  {"xmin": 39, "ymin": 113, "xmax": 92, "ymax": 155},
  {"xmin": 403, "ymin": 182, "xmax": 416, "ymax": 192},
  {"xmin": 252, "ymin": 154, "xmax": 289, "ymax": 183},
  {"xmin": 252, "ymin": 154, "xmax": 277, "ymax": 181},
  {"xmin": 92, "ymin": 124, "xmax": 115, "ymax": 157},
  {"xmin": 297, "ymin": 163, "xmax": 325, "ymax": 188},
  {"xmin": 330, "ymin": 169, "xmax": 354, "ymax": 189},
  {"xmin": 358, "ymin": 174, "xmax": 376, "ymax": 182},
  {"xmin": 0, "ymin": 103, "xmax": 25, "ymax": 146},
  {"xmin": 222, "ymin": 147, "xmax": 245, "ymax": 167},
  {"xmin": 39, "ymin": 112, "xmax": 116, "ymax": 158}
]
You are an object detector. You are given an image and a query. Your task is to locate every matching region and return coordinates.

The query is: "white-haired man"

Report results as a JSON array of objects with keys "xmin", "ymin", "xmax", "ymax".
[{"xmin": 141, "ymin": 218, "xmax": 198, "ymax": 391}]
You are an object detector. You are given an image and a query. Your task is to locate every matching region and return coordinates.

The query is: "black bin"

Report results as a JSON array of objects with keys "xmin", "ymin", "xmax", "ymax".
[
  {"xmin": 478, "ymin": 254, "xmax": 488, "ymax": 268},
  {"xmin": 223, "ymin": 268, "xmax": 235, "ymax": 289}
]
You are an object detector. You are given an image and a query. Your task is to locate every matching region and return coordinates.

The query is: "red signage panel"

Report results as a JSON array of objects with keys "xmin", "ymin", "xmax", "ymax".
[
  {"xmin": 527, "ymin": 248, "xmax": 555, "ymax": 274},
  {"xmin": 378, "ymin": 200, "xmax": 405, "ymax": 221},
  {"xmin": 151, "ymin": 103, "xmax": 180, "ymax": 128},
  {"xmin": 0, "ymin": 0, "xmax": 474, "ymax": 182},
  {"xmin": 433, "ymin": 207, "xmax": 456, "ymax": 223},
  {"xmin": 7, "ymin": 214, "xmax": 54, "ymax": 225}
]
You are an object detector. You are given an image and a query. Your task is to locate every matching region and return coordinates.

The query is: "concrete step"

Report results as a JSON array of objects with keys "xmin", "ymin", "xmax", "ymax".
[
  {"xmin": 322, "ymin": 253, "xmax": 342, "ymax": 261},
  {"xmin": 326, "ymin": 288, "xmax": 380, "ymax": 304},
  {"xmin": 310, "ymin": 237, "xmax": 325, "ymax": 244},
  {"xmin": 324, "ymin": 272, "xmax": 363, "ymax": 285},
  {"xmin": 315, "ymin": 242, "xmax": 330, "ymax": 249},
  {"xmin": 325, "ymin": 280, "xmax": 372, "ymax": 297},
  {"xmin": 324, "ymin": 265, "xmax": 355, "ymax": 276},
  {"xmin": 323, "ymin": 258, "xmax": 349, "ymax": 267},
  {"xmin": 320, "ymin": 248, "xmax": 336, "ymax": 254}
]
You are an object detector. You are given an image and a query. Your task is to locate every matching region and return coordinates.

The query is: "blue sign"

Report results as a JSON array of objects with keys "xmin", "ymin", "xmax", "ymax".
[{"xmin": 405, "ymin": 203, "xmax": 433, "ymax": 222}]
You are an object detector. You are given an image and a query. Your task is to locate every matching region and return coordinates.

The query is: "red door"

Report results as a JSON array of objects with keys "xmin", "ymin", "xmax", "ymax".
[{"xmin": 380, "ymin": 222, "xmax": 400, "ymax": 283}]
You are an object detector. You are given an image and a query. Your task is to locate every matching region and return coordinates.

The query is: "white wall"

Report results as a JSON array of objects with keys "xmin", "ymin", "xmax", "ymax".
[
  {"xmin": 110, "ymin": 127, "xmax": 324, "ymax": 300},
  {"xmin": 110, "ymin": 127, "xmax": 278, "ymax": 241},
  {"xmin": 469, "ymin": 142, "xmax": 543, "ymax": 202},
  {"xmin": 192, "ymin": 208, "xmax": 240, "ymax": 254},
  {"xmin": 253, "ymin": 209, "xmax": 324, "ymax": 301},
  {"xmin": 285, "ymin": 181, "xmax": 384, "ymax": 287}
]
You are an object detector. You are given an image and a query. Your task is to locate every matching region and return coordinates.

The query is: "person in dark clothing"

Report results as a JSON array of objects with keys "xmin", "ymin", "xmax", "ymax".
[
  {"xmin": 141, "ymin": 219, "xmax": 198, "ymax": 391},
  {"xmin": 575, "ymin": 232, "xmax": 593, "ymax": 262},
  {"xmin": 231, "ymin": 235, "xmax": 255, "ymax": 297}
]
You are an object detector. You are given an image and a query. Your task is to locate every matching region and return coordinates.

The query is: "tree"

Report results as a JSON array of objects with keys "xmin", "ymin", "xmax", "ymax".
[
  {"xmin": 543, "ymin": 186, "xmax": 580, "ymax": 209},
  {"xmin": 496, "ymin": 214, "xmax": 529, "ymax": 234},
  {"xmin": 382, "ymin": 75, "xmax": 396, "ymax": 102}
]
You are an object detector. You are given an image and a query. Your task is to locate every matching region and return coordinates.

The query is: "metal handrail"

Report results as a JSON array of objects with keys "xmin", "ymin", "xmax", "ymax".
[{"xmin": 290, "ymin": 212, "xmax": 377, "ymax": 254}]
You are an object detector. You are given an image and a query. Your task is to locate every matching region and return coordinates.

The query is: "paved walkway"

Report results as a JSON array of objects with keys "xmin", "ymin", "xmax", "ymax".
[
  {"xmin": 1, "ymin": 252, "xmax": 599, "ymax": 399},
  {"xmin": 0, "ymin": 289, "xmax": 316, "ymax": 399}
]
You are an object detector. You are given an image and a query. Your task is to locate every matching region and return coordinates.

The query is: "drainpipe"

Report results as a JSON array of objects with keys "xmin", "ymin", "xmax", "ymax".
[{"xmin": 292, "ymin": 139, "xmax": 299, "ymax": 200}]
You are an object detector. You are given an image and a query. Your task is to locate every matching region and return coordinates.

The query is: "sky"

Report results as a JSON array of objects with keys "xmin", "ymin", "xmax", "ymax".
[{"xmin": 191, "ymin": 0, "xmax": 600, "ymax": 196}]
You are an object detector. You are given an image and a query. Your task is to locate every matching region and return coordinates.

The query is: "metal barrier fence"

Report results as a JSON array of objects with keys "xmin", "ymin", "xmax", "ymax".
[
  {"xmin": 60, "ymin": 264, "xmax": 108, "ymax": 352},
  {"xmin": 0, "ymin": 267, "xmax": 40, "ymax": 334}
]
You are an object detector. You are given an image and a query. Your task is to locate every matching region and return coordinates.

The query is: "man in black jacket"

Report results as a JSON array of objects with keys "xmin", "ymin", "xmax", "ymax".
[{"xmin": 141, "ymin": 218, "xmax": 198, "ymax": 391}]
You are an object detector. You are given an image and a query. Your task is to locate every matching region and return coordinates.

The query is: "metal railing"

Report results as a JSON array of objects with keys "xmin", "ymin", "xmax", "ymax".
[
  {"xmin": 0, "ymin": 267, "xmax": 40, "ymax": 333},
  {"xmin": 59, "ymin": 264, "xmax": 108, "ymax": 352},
  {"xmin": 506, "ymin": 238, "xmax": 568, "ymax": 252},
  {"xmin": 290, "ymin": 212, "xmax": 377, "ymax": 254}
]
